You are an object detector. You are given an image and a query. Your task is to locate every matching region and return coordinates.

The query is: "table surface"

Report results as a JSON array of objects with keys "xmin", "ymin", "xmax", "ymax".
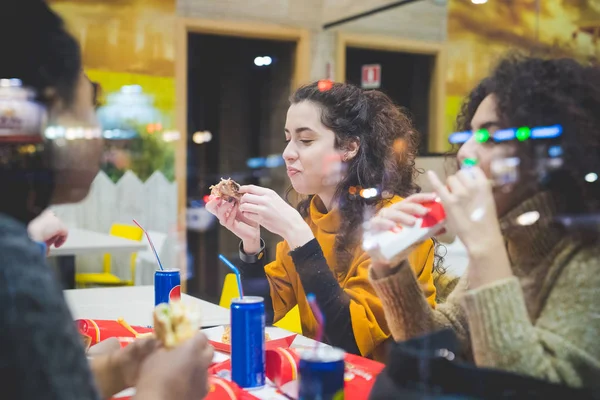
[
  {"xmin": 65, "ymin": 286, "xmax": 320, "ymax": 400},
  {"xmin": 64, "ymin": 285, "xmax": 230, "ymax": 327},
  {"xmin": 49, "ymin": 228, "xmax": 146, "ymax": 257}
]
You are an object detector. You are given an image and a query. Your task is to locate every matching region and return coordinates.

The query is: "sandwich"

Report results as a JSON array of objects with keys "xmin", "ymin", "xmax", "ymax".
[
  {"xmin": 153, "ymin": 301, "xmax": 200, "ymax": 348},
  {"xmin": 210, "ymin": 178, "xmax": 242, "ymax": 202}
]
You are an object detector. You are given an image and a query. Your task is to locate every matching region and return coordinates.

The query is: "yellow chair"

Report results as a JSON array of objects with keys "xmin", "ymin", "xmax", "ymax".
[
  {"xmin": 219, "ymin": 273, "xmax": 302, "ymax": 334},
  {"xmin": 76, "ymin": 224, "xmax": 143, "ymax": 288}
]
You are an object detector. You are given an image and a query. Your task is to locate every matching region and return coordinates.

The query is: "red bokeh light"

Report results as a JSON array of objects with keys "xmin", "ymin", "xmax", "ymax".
[{"xmin": 318, "ymin": 79, "xmax": 333, "ymax": 92}]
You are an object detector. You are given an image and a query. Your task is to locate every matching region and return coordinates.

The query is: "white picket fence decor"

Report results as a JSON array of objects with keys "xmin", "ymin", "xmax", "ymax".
[{"xmin": 52, "ymin": 170, "xmax": 179, "ymax": 283}]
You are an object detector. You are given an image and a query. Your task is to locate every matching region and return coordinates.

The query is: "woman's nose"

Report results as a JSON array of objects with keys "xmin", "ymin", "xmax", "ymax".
[
  {"xmin": 282, "ymin": 142, "xmax": 297, "ymax": 162},
  {"xmin": 457, "ymin": 136, "xmax": 477, "ymax": 165}
]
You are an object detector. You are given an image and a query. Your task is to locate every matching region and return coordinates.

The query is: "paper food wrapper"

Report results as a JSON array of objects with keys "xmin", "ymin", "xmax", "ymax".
[
  {"xmin": 363, "ymin": 200, "xmax": 446, "ymax": 265},
  {"xmin": 209, "ymin": 347, "xmax": 384, "ymax": 398},
  {"xmin": 109, "ymin": 377, "xmax": 259, "ymax": 400},
  {"xmin": 204, "ymin": 325, "xmax": 297, "ymax": 354},
  {"xmin": 76, "ymin": 319, "xmax": 153, "ymax": 349},
  {"xmin": 206, "ymin": 376, "xmax": 260, "ymax": 400}
]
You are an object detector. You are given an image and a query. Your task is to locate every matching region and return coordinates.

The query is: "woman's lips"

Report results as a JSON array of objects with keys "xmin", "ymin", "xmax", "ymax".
[{"xmin": 286, "ymin": 167, "xmax": 300, "ymax": 177}]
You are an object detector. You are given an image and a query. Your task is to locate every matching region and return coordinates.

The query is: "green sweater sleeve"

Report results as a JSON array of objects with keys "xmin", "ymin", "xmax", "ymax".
[
  {"xmin": 368, "ymin": 263, "xmax": 473, "ymax": 357},
  {"xmin": 462, "ymin": 256, "xmax": 600, "ymax": 388}
]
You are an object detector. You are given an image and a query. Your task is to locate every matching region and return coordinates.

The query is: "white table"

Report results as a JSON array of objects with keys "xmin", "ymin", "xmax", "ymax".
[
  {"xmin": 49, "ymin": 228, "xmax": 146, "ymax": 257},
  {"xmin": 64, "ymin": 286, "xmax": 230, "ymax": 327},
  {"xmin": 65, "ymin": 286, "xmax": 321, "ymax": 400},
  {"xmin": 49, "ymin": 228, "xmax": 146, "ymax": 289}
]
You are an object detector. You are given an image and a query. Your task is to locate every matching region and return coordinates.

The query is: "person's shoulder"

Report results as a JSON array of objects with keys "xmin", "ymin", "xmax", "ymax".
[
  {"xmin": 0, "ymin": 214, "xmax": 44, "ymax": 265},
  {"xmin": 542, "ymin": 242, "xmax": 600, "ymax": 312},
  {"xmin": 561, "ymin": 244, "xmax": 600, "ymax": 281},
  {"xmin": 0, "ymin": 214, "xmax": 57, "ymax": 300},
  {"xmin": 0, "ymin": 214, "xmax": 46, "ymax": 270}
]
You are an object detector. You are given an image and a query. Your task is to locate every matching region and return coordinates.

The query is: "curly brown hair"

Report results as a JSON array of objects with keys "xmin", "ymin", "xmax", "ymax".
[
  {"xmin": 289, "ymin": 81, "xmax": 421, "ymax": 272},
  {"xmin": 456, "ymin": 53, "xmax": 600, "ymax": 218}
]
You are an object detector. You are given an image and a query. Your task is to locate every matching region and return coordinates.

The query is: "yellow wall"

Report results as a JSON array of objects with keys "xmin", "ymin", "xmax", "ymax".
[
  {"xmin": 49, "ymin": 0, "xmax": 176, "ymax": 124},
  {"xmin": 445, "ymin": 0, "xmax": 599, "ymax": 145}
]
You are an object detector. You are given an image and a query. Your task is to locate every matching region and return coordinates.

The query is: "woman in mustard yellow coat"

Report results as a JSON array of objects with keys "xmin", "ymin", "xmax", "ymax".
[{"xmin": 207, "ymin": 82, "xmax": 436, "ymax": 361}]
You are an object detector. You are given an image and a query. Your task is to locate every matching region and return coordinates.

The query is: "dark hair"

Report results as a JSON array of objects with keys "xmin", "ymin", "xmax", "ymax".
[
  {"xmin": 0, "ymin": 0, "xmax": 82, "ymax": 223},
  {"xmin": 2, "ymin": 1, "xmax": 81, "ymax": 106},
  {"xmin": 290, "ymin": 82, "xmax": 421, "ymax": 272},
  {"xmin": 457, "ymin": 54, "xmax": 600, "ymax": 218}
]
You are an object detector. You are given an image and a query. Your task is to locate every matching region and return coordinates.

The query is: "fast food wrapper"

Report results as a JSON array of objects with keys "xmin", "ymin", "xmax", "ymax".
[
  {"xmin": 205, "ymin": 325, "xmax": 296, "ymax": 353},
  {"xmin": 209, "ymin": 347, "xmax": 384, "ymax": 398},
  {"xmin": 206, "ymin": 376, "xmax": 260, "ymax": 400},
  {"xmin": 109, "ymin": 378, "xmax": 259, "ymax": 400},
  {"xmin": 363, "ymin": 200, "xmax": 445, "ymax": 266},
  {"xmin": 75, "ymin": 319, "xmax": 154, "ymax": 349}
]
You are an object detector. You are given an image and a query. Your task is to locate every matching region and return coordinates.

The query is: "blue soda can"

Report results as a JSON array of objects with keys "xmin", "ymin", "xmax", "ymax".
[
  {"xmin": 154, "ymin": 269, "xmax": 181, "ymax": 306},
  {"xmin": 298, "ymin": 347, "xmax": 345, "ymax": 400},
  {"xmin": 231, "ymin": 296, "xmax": 266, "ymax": 389}
]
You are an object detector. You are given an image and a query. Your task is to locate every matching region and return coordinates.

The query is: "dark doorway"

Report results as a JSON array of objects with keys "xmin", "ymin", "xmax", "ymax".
[
  {"xmin": 186, "ymin": 33, "xmax": 295, "ymax": 301},
  {"xmin": 345, "ymin": 47, "xmax": 435, "ymax": 154}
]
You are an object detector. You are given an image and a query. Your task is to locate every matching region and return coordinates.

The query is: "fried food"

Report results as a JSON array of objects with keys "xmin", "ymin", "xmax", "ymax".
[
  {"xmin": 221, "ymin": 325, "xmax": 270, "ymax": 344},
  {"xmin": 209, "ymin": 178, "xmax": 241, "ymax": 202}
]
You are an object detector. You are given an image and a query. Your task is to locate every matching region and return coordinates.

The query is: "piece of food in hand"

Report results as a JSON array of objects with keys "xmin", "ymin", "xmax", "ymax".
[
  {"xmin": 209, "ymin": 178, "xmax": 241, "ymax": 202},
  {"xmin": 221, "ymin": 325, "xmax": 270, "ymax": 344},
  {"xmin": 363, "ymin": 201, "xmax": 446, "ymax": 266},
  {"xmin": 153, "ymin": 301, "xmax": 201, "ymax": 349}
]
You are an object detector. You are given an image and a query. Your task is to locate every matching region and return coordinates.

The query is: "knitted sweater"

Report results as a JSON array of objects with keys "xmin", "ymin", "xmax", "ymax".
[
  {"xmin": 368, "ymin": 192, "xmax": 600, "ymax": 388},
  {"xmin": 0, "ymin": 213, "xmax": 99, "ymax": 399}
]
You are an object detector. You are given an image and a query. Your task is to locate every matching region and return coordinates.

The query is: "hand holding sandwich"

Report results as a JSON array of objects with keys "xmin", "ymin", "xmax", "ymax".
[
  {"xmin": 89, "ymin": 337, "xmax": 159, "ymax": 399},
  {"xmin": 135, "ymin": 302, "xmax": 213, "ymax": 400},
  {"xmin": 206, "ymin": 178, "xmax": 314, "ymax": 253},
  {"xmin": 205, "ymin": 178, "xmax": 261, "ymax": 254},
  {"xmin": 237, "ymin": 184, "xmax": 314, "ymax": 249},
  {"xmin": 134, "ymin": 333, "xmax": 214, "ymax": 400}
]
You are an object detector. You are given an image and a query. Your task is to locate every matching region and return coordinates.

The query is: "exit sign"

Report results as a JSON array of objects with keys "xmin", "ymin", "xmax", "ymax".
[{"xmin": 361, "ymin": 64, "xmax": 381, "ymax": 89}]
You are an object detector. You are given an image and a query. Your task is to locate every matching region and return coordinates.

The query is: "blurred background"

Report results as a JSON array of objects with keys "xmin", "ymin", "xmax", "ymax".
[{"xmin": 47, "ymin": 0, "xmax": 600, "ymax": 301}]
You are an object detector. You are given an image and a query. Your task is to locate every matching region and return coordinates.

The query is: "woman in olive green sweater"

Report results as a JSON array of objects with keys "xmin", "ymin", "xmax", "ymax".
[{"xmin": 367, "ymin": 55, "xmax": 600, "ymax": 389}]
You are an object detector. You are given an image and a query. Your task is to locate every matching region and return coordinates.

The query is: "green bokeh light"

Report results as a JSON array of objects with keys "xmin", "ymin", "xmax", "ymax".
[
  {"xmin": 516, "ymin": 126, "xmax": 531, "ymax": 141},
  {"xmin": 462, "ymin": 158, "xmax": 478, "ymax": 167},
  {"xmin": 474, "ymin": 129, "xmax": 489, "ymax": 143}
]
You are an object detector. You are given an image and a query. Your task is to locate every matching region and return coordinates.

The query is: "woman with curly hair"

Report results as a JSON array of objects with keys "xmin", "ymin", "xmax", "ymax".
[
  {"xmin": 207, "ymin": 82, "xmax": 436, "ymax": 361},
  {"xmin": 367, "ymin": 54, "xmax": 600, "ymax": 387}
]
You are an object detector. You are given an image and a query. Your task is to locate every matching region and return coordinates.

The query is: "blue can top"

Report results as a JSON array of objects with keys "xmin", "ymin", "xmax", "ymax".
[
  {"xmin": 155, "ymin": 268, "xmax": 180, "ymax": 274},
  {"xmin": 231, "ymin": 296, "xmax": 264, "ymax": 305}
]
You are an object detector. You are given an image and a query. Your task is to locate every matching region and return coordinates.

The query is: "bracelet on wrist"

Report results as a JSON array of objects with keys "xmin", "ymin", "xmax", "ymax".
[{"xmin": 239, "ymin": 239, "xmax": 265, "ymax": 263}]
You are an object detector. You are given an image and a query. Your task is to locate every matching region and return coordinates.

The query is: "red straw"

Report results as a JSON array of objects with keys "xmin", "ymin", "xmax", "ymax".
[
  {"xmin": 133, "ymin": 219, "xmax": 164, "ymax": 270},
  {"xmin": 307, "ymin": 293, "xmax": 324, "ymax": 349}
]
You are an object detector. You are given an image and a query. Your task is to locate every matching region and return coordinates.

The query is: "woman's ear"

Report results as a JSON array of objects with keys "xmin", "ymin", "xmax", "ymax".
[{"xmin": 343, "ymin": 138, "xmax": 360, "ymax": 161}]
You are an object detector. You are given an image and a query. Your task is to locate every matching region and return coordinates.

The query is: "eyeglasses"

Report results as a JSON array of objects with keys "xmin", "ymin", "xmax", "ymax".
[{"xmin": 448, "ymin": 125, "xmax": 563, "ymax": 145}]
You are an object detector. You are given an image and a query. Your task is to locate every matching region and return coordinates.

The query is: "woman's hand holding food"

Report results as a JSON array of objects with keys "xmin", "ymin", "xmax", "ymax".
[
  {"xmin": 238, "ymin": 185, "xmax": 314, "ymax": 249},
  {"xmin": 427, "ymin": 168, "xmax": 513, "ymax": 288},
  {"xmin": 367, "ymin": 193, "xmax": 438, "ymax": 279},
  {"xmin": 205, "ymin": 197, "xmax": 261, "ymax": 254}
]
